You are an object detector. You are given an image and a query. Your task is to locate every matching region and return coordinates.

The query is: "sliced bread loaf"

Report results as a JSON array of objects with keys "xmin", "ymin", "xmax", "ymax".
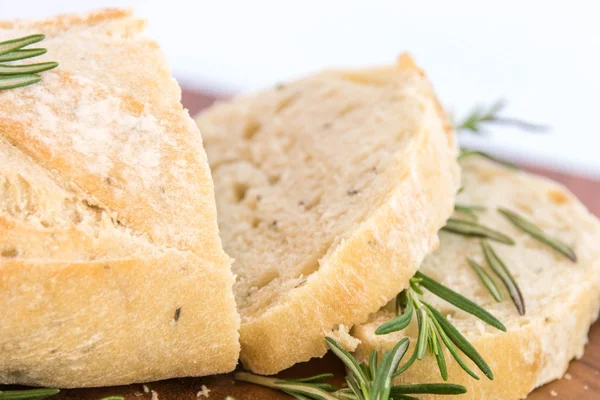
[
  {"xmin": 352, "ymin": 158, "xmax": 600, "ymax": 399},
  {"xmin": 0, "ymin": 9, "xmax": 239, "ymax": 387},
  {"xmin": 195, "ymin": 55, "xmax": 460, "ymax": 374}
]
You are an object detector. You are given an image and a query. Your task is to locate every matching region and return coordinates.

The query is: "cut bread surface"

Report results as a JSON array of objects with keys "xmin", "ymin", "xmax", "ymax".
[
  {"xmin": 0, "ymin": 9, "xmax": 239, "ymax": 387},
  {"xmin": 196, "ymin": 55, "xmax": 460, "ymax": 374},
  {"xmin": 352, "ymin": 158, "xmax": 600, "ymax": 400}
]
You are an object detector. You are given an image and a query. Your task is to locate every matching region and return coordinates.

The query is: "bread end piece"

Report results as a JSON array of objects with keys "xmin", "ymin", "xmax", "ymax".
[{"xmin": 353, "ymin": 159, "xmax": 600, "ymax": 399}]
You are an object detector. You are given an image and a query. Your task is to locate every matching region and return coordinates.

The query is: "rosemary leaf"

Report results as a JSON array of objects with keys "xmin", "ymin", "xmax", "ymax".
[
  {"xmin": 415, "ymin": 308, "xmax": 429, "ymax": 360},
  {"xmin": 325, "ymin": 337, "xmax": 369, "ymax": 389},
  {"xmin": 0, "ymin": 62, "xmax": 59, "ymax": 76},
  {"xmin": 415, "ymin": 272, "xmax": 506, "ymax": 331},
  {"xmin": 433, "ymin": 330, "xmax": 448, "ymax": 381},
  {"xmin": 467, "ymin": 258, "xmax": 504, "ymax": 302},
  {"xmin": 0, "ymin": 34, "xmax": 45, "ymax": 56},
  {"xmin": 234, "ymin": 372, "xmax": 339, "ymax": 400},
  {"xmin": 390, "ymin": 383, "xmax": 467, "ymax": 395},
  {"xmin": 497, "ymin": 207, "xmax": 577, "ymax": 262},
  {"xmin": 0, "ymin": 388, "xmax": 59, "ymax": 400},
  {"xmin": 344, "ymin": 375, "xmax": 362, "ymax": 398},
  {"xmin": 0, "ymin": 48, "xmax": 46, "ymax": 63},
  {"xmin": 481, "ymin": 240, "xmax": 526, "ymax": 315},
  {"xmin": 393, "ymin": 348, "xmax": 418, "ymax": 377},
  {"xmin": 0, "ymin": 74, "xmax": 41, "ymax": 90},
  {"xmin": 291, "ymin": 374, "xmax": 334, "ymax": 383},
  {"xmin": 370, "ymin": 338, "xmax": 410, "ymax": 399},
  {"xmin": 442, "ymin": 217, "xmax": 515, "ymax": 245},
  {"xmin": 455, "ymin": 100, "xmax": 547, "ymax": 135},
  {"xmin": 376, "ymin": 301, "xmax": 414, "ymax": 335},
  {"xmin": 426, "ymin": 304, "xmax": 493, "ymax": 380},
  {"xmin": 427, "ymin": 311, "xmax": 480, "ymax": 381},
  {"xmin": 369, "ymin": 350, "xmax": 378, "ymax": 382}
]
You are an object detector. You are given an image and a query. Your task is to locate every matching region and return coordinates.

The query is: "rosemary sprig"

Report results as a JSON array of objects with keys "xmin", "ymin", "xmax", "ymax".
[
  {"xmin": 454, "ymin": 204, "xmax": 485, "ymax": 221},
  {"xmin": 455, "ymin": 100, "xmax": 547, "ymax": 135},
  {"xmin": 481, "ymin": 240, "xmax": 525, "ymax": 315},
  {"xmin": 467, "ymin": 258, "xmax": 504, "ymax": 302},
  {"xmin": 0, "ymin": 35, "xmax": 45, "ymax": 55},
  {"xmin": 442, "ymin": 217, "xmax": 514, "ymax": 245},
  {"xmin": 497, "ymin": 207, "xmax": 577, "ymax": 262},
  {"xmin": 235, "ymin": 337, "xmax": 466, "ymax": 399},
  {"xmin": 376, "ymin": 273, "xmax": 505, "ymax": 381},
  {"xmin": 0, "ymin": 34, "xmax": 58, "ymax": 91},
  {"xmin": 0, "ymin": 388, "xmax": 59, "ymax": 400}
]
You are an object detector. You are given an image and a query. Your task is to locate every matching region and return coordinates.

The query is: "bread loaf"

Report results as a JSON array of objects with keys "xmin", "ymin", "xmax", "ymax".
[
  {"xmin": 352, "ymin": 158, "xmax": 600, "ymax": 399},
  {"xmin": 0, "ymin": 9, "xmax": 239, "ymax": 387},
  {"xmin": 195, "ymin": 55, "xmax": 460, "ymax": 374}
]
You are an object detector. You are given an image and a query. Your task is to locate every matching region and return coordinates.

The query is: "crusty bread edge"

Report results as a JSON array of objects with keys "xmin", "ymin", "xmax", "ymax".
[{"xmin": 0, "ymin": 250, "xmax": 240, "ymax": 388}]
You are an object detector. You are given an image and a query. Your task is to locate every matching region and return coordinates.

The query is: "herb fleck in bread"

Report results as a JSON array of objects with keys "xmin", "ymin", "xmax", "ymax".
[
  {"xmin": 0, "ymin": 9, "xmax": 239, "ymax": 387},
  {"xmin": 195, "ymin": 55, "xmax": 460, "ymax": 374},
  {"xmin": 353, "ymin": 158, "xmax": 600, "ymax": 399}
]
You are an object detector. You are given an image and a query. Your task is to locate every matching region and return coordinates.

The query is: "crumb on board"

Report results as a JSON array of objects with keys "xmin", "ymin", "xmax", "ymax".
[
  {"xmin": 564, "ymin": 373, "xmax": 572, "ymax": 380},
  {"xmin": 134, "ymin": 393, "xmax": 144, "ymax": 397},
  {"xmin": 584, "ymin": 385, "xmax": 589, "ymax": 390},
  {"xmin": 550, "ymin": 390, "xmax": 557, "ymax": 397},
  {"xmin": 151, "ymin": 390, "xmax": 159, "ymax": 400},
  {"xmin": 143, "ymin": 385, "xmax": 150, "ymax": 393},
  {"xmin": 197, "ymin": 385, "xmax": 211, "ymax": 398}
]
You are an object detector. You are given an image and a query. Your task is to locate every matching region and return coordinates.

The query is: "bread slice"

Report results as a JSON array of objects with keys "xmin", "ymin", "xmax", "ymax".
[
  {"xmin": 352, "ymin": 158, "xmax": 600, "ymax": 399},
  {"xmin": 195, "ymin": 55, "xmax": 460, "ymax": 374},
  {"xmin": 0, "ymin": 9, "xmax": 239, "ymax": 387}
]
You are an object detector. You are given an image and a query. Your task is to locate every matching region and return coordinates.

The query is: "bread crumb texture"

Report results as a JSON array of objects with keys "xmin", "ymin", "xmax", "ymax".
[
  {"xmin": 353, "ymin": 158, "xmax": 600, "ymax": 400},
  {"xmin": 0, "ymin": 9, "xmax": 239, "ymax": 387},
  {"xmin": 196, "ymin": 54, "xmax": 460, "ymax": 373}
]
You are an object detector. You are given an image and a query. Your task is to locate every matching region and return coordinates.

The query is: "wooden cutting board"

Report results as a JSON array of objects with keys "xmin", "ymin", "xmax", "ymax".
[
  {"xmin": 5, "ymin": 91, "xmax": 600, "ymax": 400},
  {"xmin": 42, "ymin": 320, "xmax": 600, "ymax": 400}
]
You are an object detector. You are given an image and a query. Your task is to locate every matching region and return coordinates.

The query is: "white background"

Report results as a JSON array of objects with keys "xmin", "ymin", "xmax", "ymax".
[{"xmin": 2, "ymin": 1, "xmax": 599, "ymax": 178}]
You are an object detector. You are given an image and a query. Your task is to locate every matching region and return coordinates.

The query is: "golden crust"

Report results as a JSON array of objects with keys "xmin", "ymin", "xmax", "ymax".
[{"xmin": 0, "ymin": 8, "xmax": 144, "ymax": 36}]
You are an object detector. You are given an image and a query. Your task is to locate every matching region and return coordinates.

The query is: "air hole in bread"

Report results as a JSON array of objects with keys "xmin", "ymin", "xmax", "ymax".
[
  {"xmin": 82, "ymin": 200, "xmax": 104, "ymax": 221},
  {"xmin": 233, "ymin": 182, "xmax": 250, "ymax": 203},
  {"xmin": 547, "ymin": 189, "xmax": 569, "ymax": 205},
  {"xmin": 243, "ymin": 119, "xmax": 261, "ymax": 140},
  {"xmin": 301, "ymin": 193, "xmax": 322, "ymax": 211},
  {"xmin": 1, "ymin": 246, "xmax": 18, "ymax": 258},
  {"xmin": 255, "ymin": 269, "xmax": 280, "ymax": 289},
  {"xmin": 269, "ymin": 175, "xmax": 281, "ymax": 185}
]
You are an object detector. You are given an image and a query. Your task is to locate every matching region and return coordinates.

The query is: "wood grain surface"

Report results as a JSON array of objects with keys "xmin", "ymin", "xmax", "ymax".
[{"xmin": 4, "ymin": 90, "xmax": 599, "ymax": 400}]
